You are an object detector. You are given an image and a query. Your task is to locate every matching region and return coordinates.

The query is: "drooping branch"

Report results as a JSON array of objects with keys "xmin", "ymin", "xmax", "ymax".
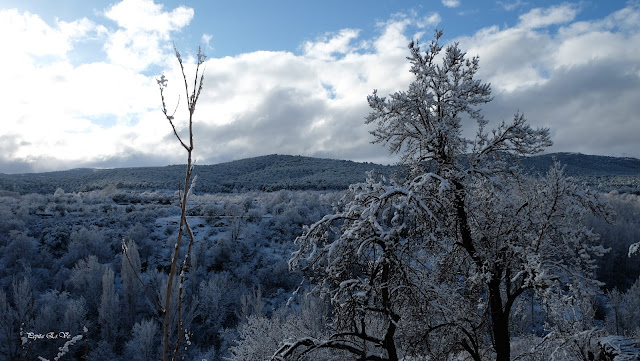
[{"xmin": 272, "ymin": 336, "xmax": 389, "ymax": 361}]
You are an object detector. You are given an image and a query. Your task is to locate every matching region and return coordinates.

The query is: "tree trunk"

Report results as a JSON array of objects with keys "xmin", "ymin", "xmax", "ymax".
[
  {"xmin": 454, "ymin": 177, "xmax": 511, "ymax": 361},
  {"xmin": 381, "ymin": 262, "xmax": 399, "ymax": 361},
  {"xmin": 488, "ymin": 278, "xmax": 510, "ymax": 361},
  {"xmin": 383, "ymin": 322, "xmax": 399, "ymax": 361}
]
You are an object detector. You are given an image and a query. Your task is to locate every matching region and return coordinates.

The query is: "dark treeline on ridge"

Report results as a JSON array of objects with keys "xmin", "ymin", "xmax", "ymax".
[{"xmin": 1, "ymin": 153, "xmax": 640, "ymax": 195}]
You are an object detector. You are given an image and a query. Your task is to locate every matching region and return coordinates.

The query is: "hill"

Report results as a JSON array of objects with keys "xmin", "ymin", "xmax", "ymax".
[
  {"xmin": 0, "ymin": 154, "xmax": 393, "ymax": 194},
  {"xmin": 520, "ymin": 153, "xmax": 640, "ymax": 176},
  {"xmin": 519, "ymin": 153, "xmax": 640, "ymax": 194},
  {"xmin": 0, "ymin": 153, "xmax": 639, "ymax": 195}
]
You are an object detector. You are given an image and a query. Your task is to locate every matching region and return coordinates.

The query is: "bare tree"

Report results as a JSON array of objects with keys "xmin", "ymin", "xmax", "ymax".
[{"xmin": 123, "ymin": 44, "xmax": 206, "ymax": 361}]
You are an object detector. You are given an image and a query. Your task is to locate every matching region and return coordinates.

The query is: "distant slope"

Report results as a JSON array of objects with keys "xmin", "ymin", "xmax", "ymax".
[
  {"xmin": 0, "ymin": 154, "xmax": 393, "ymax": 194},
  {"xmin": 192, "ymin": 154, "xmax": 393, "ymax": 193},
  {"xmin": 519, "ymin": 153, "xmax": 640, "ymax": 194},
  {"xmin": 520, "ymin": 153, "xmax": 640, "ymax": 176},
  {"xmin": 0, "ymin": 153, "xmax": 639, "ymax": 195}
]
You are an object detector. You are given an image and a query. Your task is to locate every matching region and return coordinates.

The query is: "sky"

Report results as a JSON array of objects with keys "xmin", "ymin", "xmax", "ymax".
[{"xmin": 0, "ymin": 0, "xmax": 638, "ymax": 173}]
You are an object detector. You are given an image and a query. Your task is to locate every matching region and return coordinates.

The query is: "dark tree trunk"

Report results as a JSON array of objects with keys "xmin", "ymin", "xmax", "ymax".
[
  {"xmin": 452, "ymin": 179, "xmax": 512, "ymax": 361},
  {"xmin": 381, "ymin": 262, "xmax": 399, "ymax": 361},
  {"xmin": 383, "ymin": 322, "xmax": 399, "ymax": 361},
  {"xmin": 489, "ymin": 278, "xmax": 510, "ymax": 361}
]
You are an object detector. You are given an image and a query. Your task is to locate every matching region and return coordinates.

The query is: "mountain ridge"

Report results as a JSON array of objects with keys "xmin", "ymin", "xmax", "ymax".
[{"xmin": 1, "ymin": 153, "xmax": 639, "ymax": 195}]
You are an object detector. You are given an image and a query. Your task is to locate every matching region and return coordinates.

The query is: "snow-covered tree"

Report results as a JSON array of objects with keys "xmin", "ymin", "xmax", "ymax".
[
  {"xmin": 125, "ymin": 318, "xmax": 160, "ymax": 361},
  {"xmin": 67, "ymin": 255, "xmax": 105, "ymax": 316},
  {"xmin": 99, "ymin": 267, "xmax": 119, "ymax": 341},
  {"xmin": 0, "ymin": 289, "xmax": 18, "ymax": 359},
  {"xmin": 2, "ymin": 231, "xmax": 39, "ymax": 272},
  {"xmin": 276, "ymin": 30, "xmax": 608, "ymax": 361},
  {"xmin": 61, "ymin": 226, "xmax": 112, "ymax": 268},
  {"xmin": 12, "ymin": 276, "xmax": 34, "ymax": 333},
  {"xmin": 121, "ymin": 239, "xmax": 142, "ymax": 331},
  {"xmin": 231, "ymin": 296, "xmax": 335, "ymax": 361},
  {"xmin": 610, "ymin": 277, "xmax": 640, "ymax": 337}
]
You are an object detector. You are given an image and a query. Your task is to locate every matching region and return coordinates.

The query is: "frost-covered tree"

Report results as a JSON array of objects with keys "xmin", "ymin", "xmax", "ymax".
[
  {"xmin": 63, "ymin": 226, "xmax": 111, "ymax": 266},
  {"xmin": 2, "ymin": 231, "xmax": 39, "ymax": 273},
  {"xmin": 276, "ymin": 30, "xmax": 607, "ymax": 361},
  {"xmin": 0, "ymin": 289, "xmax": 18, "ymax": 359},
  {"xmin": 12, "ymin": 276, "xmax": 34, "ymax": 333},
  {"xmin": 99, "ymin": 267, "xmax": 119, "ymax": 341},
  {"xmin": 67, "ymin": 255, "xmax": 105, "ymax": 316},
  {"xmin": 231, "ymin": 296, "xmax": 335, "ymax": 361},
  {"xmin": 125, "ymin": 318, "xmax": 160, "ymax": 361},
  {"xmin": 609, "ymin": 278, "xmax": 640, "ymax": 337},
  {"xmin": 121, "ymin": 239, "xmax": 142, "ymax": 331},
  {"xmin": 193, "ymin": 271, "xmax": 247, "ymax": 347}
]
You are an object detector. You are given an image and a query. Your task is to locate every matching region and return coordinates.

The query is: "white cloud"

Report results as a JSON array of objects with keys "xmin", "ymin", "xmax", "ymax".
[
  {"xmin": 0, "ymin": 3, "xmax": 425, "ymax": 172},
  {"xmin": 0, "ymin": 1, "xmax": 194, "ymax": 172},
  {"xmin": 152, "ymin": 13, "xmax": 422, "ymax": 166},
  {"xmin": 418, "ymin": 13, "xmax": 442, "ymax": 27},
  {"xmin": 374, "ymin": 15, "xmax": 415, "ymax": 56},
  {"xmin": 497, "ymin": 0, "xmax": 528, "ymax": 11},
  {"xmin": 2, "ymin": 59, "xmax": 160, "ymax": 169},
  {"xmin": 189, "ymin": 19, "xmax": 417, "ymax": 165},
  {"xmin": 442, "ymin": 0, "xmax": 461, "ymax": 8},
  {"xmin": 518, "ymin": 4, "xmax": 579, "ymax": 29},
  {"xmin": 455, "ymin": 3, "xmax": 640, "ymax": 158},
  {"xmin": 302, "ymin": 29, "xmax": 362, "ymax": 60},
  {"xmin": 202, "ymin": 33, "xmax": 213, "ymax": 50},
  {"xmin": 104, "ymin": 0, "xmax": 192, "ymax": 32},
  {"xmin": 456, "ymin": 26, "xmax": 551, "ymax": 92},
  {"xmin": 0, "ymin": 9, "xmax": 100, "ymax": 68},
  {"xmin": 2, "ymin": 1, "xmax": 640, "ymax": 173},
  {"xmin": 103, "ymin": 0, "xmax": 194, "ymax": 71}
]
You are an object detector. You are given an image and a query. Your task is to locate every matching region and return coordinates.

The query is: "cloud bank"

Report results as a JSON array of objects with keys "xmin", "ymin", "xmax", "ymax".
[{"xmin": 1, "ymin": 1, "xmax": 639, "ymax": 173}]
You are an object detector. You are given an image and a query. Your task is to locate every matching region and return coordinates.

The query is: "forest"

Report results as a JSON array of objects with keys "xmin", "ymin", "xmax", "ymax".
[
  {"xmin": 0, "ymin": 174, "xmax": 639, "ymax": 360},
  {"xmin": 2, "ymin": 33, "xmax": 640, "ymax": 361}
]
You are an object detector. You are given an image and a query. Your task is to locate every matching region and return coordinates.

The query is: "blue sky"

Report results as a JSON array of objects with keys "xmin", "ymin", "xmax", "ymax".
[
  {"xmin": 0, "ymin": 0, "xmax": 638, "ymax": 173},
  {"xmin": 3, "ymin": 1, "xmax": 627, "ymax": 58}
]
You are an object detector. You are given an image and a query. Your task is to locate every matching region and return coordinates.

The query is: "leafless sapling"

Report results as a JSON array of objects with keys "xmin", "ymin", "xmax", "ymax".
[{"xmin": 122, "ymin": 44, "xmax": 206, "ymax": 361}]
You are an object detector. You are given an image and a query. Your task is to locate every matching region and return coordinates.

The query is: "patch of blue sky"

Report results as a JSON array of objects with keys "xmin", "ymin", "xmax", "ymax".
[
  {"xmin": 85, "ymin": 113, "xmax": 118, "ymax": 129},
  {"xmin": 167, "ymin": 0, "xmax": 447, "ymax": 56},
  {"xmin": 322, "ymin": 83, "xmax": 337, "ymax": 100},
  {"xmin": 67, "ymin": 39, "xmax": 109, "ymax": 67},
  {"xmin": 9, "ymin": 0, "xmax": 625, "ymax": 61}
]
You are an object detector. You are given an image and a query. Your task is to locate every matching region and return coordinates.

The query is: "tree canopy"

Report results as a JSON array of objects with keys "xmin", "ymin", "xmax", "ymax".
[{"xmin": 276, "ymin": 30, "xmax": 609, "ymax": 361}]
